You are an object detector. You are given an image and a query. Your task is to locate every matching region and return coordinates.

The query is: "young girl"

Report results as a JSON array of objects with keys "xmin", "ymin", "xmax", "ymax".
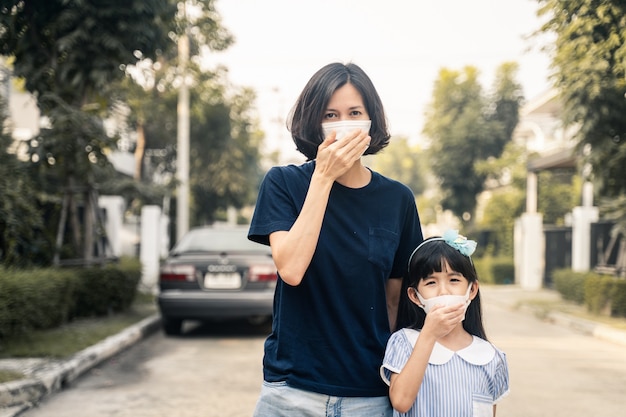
[{"xmin": 381, "ymin": 230, "xmax": 509, "ymax": 417}]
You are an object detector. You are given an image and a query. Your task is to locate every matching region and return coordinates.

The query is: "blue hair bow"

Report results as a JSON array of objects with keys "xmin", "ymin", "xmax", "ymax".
[{"xmin": 443, "ymin": 229, "xmax": 477, "ymax": 257}]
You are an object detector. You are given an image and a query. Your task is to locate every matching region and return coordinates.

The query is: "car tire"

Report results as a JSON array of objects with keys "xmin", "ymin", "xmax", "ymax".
[{"xmin": 162, "ymin": 317, "xmax": 183, "ymax": 336}]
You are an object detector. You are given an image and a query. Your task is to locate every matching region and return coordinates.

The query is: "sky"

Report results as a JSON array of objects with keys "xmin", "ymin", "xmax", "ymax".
[{"xmin": 210, "ymin": 0, "xmax": 553, "ymax": 161}]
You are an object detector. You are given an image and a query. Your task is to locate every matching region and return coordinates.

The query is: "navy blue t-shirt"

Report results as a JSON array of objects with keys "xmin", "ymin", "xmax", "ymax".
[{"xmin": 248, "ymin": 161, "xmax": 423, "ymax": 397}]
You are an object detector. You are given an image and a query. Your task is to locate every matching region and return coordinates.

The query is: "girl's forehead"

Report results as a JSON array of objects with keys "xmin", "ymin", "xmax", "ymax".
[{"xmin": 421, "ymin": 259, "xmax": 459, "ymax": 277}]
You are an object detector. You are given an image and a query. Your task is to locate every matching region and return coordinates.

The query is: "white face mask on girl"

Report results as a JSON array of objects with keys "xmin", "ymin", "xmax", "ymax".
[
  {"xmin": 413, "ymin": 283, "xmax": 473, "ymax": 315},
  {"xmin": 321, "ymin": 120, "xmax": 371, "ymax": 141}
]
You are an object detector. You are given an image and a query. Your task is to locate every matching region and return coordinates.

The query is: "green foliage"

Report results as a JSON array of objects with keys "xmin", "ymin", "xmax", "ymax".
[
  {"xmin": 538, "ymin": 0, "xmax": 626, "ymax": 200},
  {"xmin": 365, "ymin": 136, "xmax": 427, "ymax": 196},
  {"xmin": 0, "ymin": 0, "xmax": 179, "ymax": 264},
  {"xmin": 0, "ymin": 268, "xmax": 76, "ymax": 338},
  {"xmin": 473, "ymin": 256, "xmax": 514, "ymax": 285},
  {"xmin": 537, "ymin": 170, "xmax": 580, "ymax": 225},
  {"xmin": 70, "ymin": 260, "xmax": 141, "ymax": 318},
  {"xmin": 0, "ymin": 98, "xmax": 49, "ymax": 267},
  {"xmin": 0, "ymin": 259, "xmax": 141, "ymax": 339},
  {"xmin": 423, "ymin": 63, "xmax": 523, "ymax": 225},
  {"xmin": 0, "ymin": 0, "xmax": 175, "ymax": 103},
  {"xmin": 584, "ymin": 273, "xmax": 615, "ymax": 314},
  {"xmin": 188, "ymin": 79, "xmax": 265, "ymax": 225},
  {"xmin": 553, "ymin": 268, "xmax": 626, "ymax": 318},
  {"xmin": 611, "ymin": 281, "xmax": 626, "ymax": 317},
  {"xmin": 479, "ymin": 190, "xmax": 525, "ymax": 257},
  {"xmin": 553, "ymin": 269, "xmax": 587, "ymax": 303}
]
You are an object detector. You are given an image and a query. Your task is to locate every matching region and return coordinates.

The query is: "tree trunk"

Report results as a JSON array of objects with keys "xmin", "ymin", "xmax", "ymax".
[{"xmin": 134, "ymin": 123, "xmax": 146, "ymax": 181}]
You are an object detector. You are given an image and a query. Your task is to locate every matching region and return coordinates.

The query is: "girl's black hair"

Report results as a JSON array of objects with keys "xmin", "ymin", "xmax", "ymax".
[
  {"xmin": 287, "ymin": 62, "xmax": 390, "ymax": 161},
  {"xmin": 397, "ymin": 237, "xmax": 488, "ymax": 340}
]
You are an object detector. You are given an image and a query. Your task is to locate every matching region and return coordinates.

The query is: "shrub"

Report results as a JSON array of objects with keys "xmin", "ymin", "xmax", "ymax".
[
  {"xmin": 0, "ymin": 268, "xmax": 75, "ymax": 338},
  {"xmin": 611, "ymin": 280, "xmax": 626, "ymax": 317},
  {"xmin": 473, "ymin": 256, "xmax": 514, "ymax": 285},
  {"xmin": 0, "ymin": 258, "xmax": 142, "ymax": 339},
  {"xmin": 70, "ymin": 259, "xmax": 141, "ymax": 318},
  {"xmin": 584, "ymin": 274, "xmax": 615, "ymax": 315},
  {"xmin": 553, "ymin": 269, "xmax": 586, "ymax": 304}
]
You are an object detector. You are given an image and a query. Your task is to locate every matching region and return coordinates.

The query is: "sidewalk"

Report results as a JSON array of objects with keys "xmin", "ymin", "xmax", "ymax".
[
  {"xmin": 1, "ymin": 286, "xmax": 626, "ymax": 416},
  {"xmin": 0, "ymin": 314, "xmax": 161, "ymax": 417},
  {"xmin": 481, "ymin": 285, "xmax": 626, "ymax": 347}
]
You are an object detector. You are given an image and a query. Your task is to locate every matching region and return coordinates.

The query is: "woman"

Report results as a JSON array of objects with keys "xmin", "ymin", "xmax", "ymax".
[{"xmin": 248, "ymin": 62, "xmax": 423, "ymax": 416}]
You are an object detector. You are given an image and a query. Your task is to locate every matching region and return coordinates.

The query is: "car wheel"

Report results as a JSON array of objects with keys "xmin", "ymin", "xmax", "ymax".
[{"xmin": 162, "ymin": 317, "xmax": 183, "ymax": 336}]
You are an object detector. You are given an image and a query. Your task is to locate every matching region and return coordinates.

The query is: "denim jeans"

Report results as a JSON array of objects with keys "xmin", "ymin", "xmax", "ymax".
[{"xmin": 253, "ymin": 381, "xmax": 393, "ymax": 417}]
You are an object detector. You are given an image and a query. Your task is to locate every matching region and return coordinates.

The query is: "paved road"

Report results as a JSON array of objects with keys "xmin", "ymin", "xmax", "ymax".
[
  {"xmin": 19, "ymin": 299, "xmax": 626, "ymax": 417},
  {"xmin": 484, "ymin": 301, "xmax": 626, "ymax": 417},
  {"xmin": 20, "ymin": 320, "xmax": 268, "ymax": 417}
]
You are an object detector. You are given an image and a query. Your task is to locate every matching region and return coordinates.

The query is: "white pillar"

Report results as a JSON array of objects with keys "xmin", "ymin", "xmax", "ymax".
[
  {"xmin": 141, "ymin": 205, "xmax": 162, "ymax": 293},
  {"xmin": 516, "ymin": 212, "xmax": 544, "ymax": 290},
  {"xmin": 526, "ymin": 172, "xmax": 538, "ymax": 213},
  {"xmin": 571, "ymin": 181, "xmax": 599, "ymax": 272},
  {"xmin": 98, "ymin": 195, "xmax": 125, "ymax": 257}
]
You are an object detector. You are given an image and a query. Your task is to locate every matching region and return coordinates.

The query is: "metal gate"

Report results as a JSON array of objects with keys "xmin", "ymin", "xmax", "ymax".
[{"xmin": 543, "ymin": 226, "xmax": 572, "ymax": 288}]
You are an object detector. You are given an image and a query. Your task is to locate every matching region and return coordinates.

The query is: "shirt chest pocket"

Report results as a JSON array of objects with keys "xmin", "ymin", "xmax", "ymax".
[{"xmin": 367, "ymin": 227, "xmax": 398, "ymax": 273}]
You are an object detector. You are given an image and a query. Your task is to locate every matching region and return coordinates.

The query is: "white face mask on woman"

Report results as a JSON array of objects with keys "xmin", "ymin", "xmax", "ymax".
[
  {"xmin": 321, "ymin": 120, "xmax": 371, "ymax": 141},
  {"xmin": 413, "ymin": 283, "xmax": 473, "ymax": 315}
]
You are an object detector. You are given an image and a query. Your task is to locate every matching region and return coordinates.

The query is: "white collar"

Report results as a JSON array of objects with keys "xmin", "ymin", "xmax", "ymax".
[{"xmin": 402, "ymin": 328, "xmax": 496, "ymax": 365}]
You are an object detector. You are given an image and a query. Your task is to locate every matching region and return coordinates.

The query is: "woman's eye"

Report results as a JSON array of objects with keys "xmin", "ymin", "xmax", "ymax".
[
  {"xmin": 324, "ymin": 113, "xmax": 337, "ymax": 120},
  {"xmin": 350, "ymin": 110, "xmax": 362, "ymax": 117}
]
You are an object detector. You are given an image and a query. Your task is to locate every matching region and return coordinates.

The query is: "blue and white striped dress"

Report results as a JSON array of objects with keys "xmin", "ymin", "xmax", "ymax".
[{"xmin": 380, "ymin": 328, "xmax": 509, "ymax": 417}]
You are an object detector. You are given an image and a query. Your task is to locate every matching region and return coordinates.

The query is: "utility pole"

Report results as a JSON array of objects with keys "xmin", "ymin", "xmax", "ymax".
[{"xmin": 176, "ymin": 2, "xmax": 190, "ymax": 242}]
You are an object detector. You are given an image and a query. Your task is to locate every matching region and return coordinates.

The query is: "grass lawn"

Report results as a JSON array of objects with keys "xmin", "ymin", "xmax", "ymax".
[{"xmin": 0, "ymin": 293, "xmax": 157, "ymax": 383}]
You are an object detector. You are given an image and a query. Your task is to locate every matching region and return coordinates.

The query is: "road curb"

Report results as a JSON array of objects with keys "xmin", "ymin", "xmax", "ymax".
[
  {"xmin": 514, "ymin": 304, "xmax": 626, "ymax": 348},
  {"xmin": 0, "ymin": 314, "xmax": 161, "ymax": 417}
]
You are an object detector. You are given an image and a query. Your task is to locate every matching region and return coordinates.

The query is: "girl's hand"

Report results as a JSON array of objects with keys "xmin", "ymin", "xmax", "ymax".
[
  {"xmin": 421, "ymin": 303, "xmax": 466, "ymax": 339},
  {"xmin": 315, "ymin": 129, "xmax": 370, "ymax": 181}
]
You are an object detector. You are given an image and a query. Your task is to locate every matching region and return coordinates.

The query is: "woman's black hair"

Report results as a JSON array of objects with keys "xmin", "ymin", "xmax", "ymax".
[
  {"xmin": 398, "ymin": 237, "xmax": 488, "ymax": 340},
  {"xmin": 287, "ymin": 62, "xmax": 390, "ymax": 161}
]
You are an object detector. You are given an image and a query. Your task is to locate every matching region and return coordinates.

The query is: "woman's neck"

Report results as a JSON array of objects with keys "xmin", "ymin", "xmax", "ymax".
[{"xmin": 335, "ymin": 161, "xmax": 371, "ymax": 188}]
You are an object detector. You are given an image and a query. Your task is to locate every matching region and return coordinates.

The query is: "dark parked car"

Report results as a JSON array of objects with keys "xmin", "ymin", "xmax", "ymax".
[{"xmin": 157, "ymin": 225, "xmax": 277, "ymax": 335}]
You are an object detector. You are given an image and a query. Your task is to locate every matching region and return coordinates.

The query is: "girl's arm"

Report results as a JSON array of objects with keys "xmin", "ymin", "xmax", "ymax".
[
  {"xmin": 388, "ymin": 330, "xmax": 436, "ymax": 413},
  {"xmin": 388, "ymin": 304, "xmax": 466, "ymax": 413}
]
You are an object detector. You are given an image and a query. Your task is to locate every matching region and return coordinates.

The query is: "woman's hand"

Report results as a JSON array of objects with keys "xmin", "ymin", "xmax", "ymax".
[{"xmin": 315, "ymin": 129, "xmax": 370, "ymax": 181}]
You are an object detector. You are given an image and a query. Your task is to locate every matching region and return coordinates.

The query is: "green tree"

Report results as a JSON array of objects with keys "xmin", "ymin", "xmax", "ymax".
[
  {"xmin": 538, "ymin": 0, "xmax": 626, "ymax": 204},
  {"xmin": 187, "ymin": 72, "xmax": 265, "ymax": 225},
  {"xmin": 476, "ymin": 142, "xmax": 527, "ymax": 256},
  {"xmin": 0, "ymin": 0, "xmax": 176, "ymax": 263},
  {"xmin": 365, "ymin": 136, "xmax": 427, "ymax": 196},
  {"xmin": 0, "ymin": 93, "xmax": 49, "ymax": 267},
  {"xmin": 423, "ymin": 63, "xmax": 523, "ymax": 227}
]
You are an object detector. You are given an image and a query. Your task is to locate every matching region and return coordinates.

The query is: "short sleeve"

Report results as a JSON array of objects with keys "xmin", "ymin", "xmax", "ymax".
[
  {"xmin": 492, "ymin": 349, "xmax": 510, "ymax": 403},
  {"xmin": 380, "ymin": 330, "xmax": 413, "ymax": 386},
  {"xmin": 248, "ymin": 166, "xmax": 301, "ymax": 245}
]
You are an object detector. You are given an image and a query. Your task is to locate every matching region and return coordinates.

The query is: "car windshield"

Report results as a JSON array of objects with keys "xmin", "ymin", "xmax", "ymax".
[{"xmin": 172, "ymin": 227, "xmax": 267, "ymax": 254}]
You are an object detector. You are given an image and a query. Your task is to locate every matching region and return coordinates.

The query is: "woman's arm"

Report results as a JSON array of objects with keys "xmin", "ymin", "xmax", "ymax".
[
  {"xmin": 270, "ymin": 132, "xmax": 369, "ymax": 286},
  {"xmin": 386, "ymin": 278, "xmax": 402, "ymax": 331}
]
